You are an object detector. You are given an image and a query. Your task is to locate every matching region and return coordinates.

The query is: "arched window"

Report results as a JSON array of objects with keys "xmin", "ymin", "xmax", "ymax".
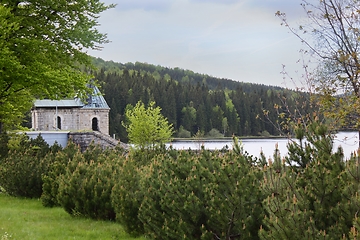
[
  {"xmin": 57, "ymin": 116, "xmax": 61, "ymax": 130},
  {"xmin": 92, "ymin": 117, "xmax": 99, "ymax": 131}
]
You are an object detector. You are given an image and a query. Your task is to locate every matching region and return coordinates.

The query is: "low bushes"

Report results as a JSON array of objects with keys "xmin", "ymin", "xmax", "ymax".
[
  {"xmin": 0, "ymin": 135, "xmax": 125, "ymax": 221},
  {"xmin": 259, "ymin": 122, "xmax": 357, "ymax": 239},
  {"xmin": 137, "ymin": 149, "xmax": 264, "ymax": 239},
  {"xmin": 41, "ymin": 141, "xmax": 80, "ymax": 207},
  {"xmin": 111, "ymin": 146, "xmax": 175, "ymax": 236},
  {"xmin": 0, "ymin": 134, "xmax": 61, "ymax": 198},
  {"xmin": 55, "ymin": 144, "xmax": 125, "ymax": 221},
  {"xmin": 57, "ymin": 149, "xmax": 119, "ymax": 220},
  {"xmin": 2, "ymin": 122, "xmax": 360, "ymax": 239},
  {"xmin": 111, "ymin": 155, "xmax": 145, "ymax": 236}
]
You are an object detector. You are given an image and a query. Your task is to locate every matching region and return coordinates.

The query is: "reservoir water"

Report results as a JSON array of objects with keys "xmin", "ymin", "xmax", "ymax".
[{"xmin": 167, "ymin": 131, "xmax": 359, "ymax": 160}]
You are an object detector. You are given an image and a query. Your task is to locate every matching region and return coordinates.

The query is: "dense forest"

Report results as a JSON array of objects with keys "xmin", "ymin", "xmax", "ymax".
[{"xmin": 92, "ymin": 58, "xmax": 310, "ymax": 142}]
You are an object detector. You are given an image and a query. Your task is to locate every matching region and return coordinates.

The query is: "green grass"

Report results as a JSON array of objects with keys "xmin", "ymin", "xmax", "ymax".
[{"xmin": 0, "ymin": 194, "xmax": 144, "ymax": 240}]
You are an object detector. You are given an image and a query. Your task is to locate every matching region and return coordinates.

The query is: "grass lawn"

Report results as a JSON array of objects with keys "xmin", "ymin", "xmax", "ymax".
[{"xmin": 0, "ymin": 194, "xmax": 144, "ymax": 240}]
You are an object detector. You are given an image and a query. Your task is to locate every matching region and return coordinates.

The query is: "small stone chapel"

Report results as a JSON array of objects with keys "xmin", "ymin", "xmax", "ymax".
[{"xmin": 31, "ymin": 85, "xmax": 110, "ymax": 135}]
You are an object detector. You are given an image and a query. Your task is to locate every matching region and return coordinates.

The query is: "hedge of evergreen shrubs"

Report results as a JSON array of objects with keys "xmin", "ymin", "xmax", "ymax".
[{"xmin": 1, "ymin": 122, "xmax": 360, "ymax": 239}]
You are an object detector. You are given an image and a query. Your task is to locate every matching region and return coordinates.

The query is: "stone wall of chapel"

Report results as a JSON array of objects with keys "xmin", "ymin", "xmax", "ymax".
[
  {"xmin": 32, "ymin": 108, "xmax": 81, "ymax": 131},
  {"xmin": 31, "ymin": 108, "xmax": 109, "ymax": 135},
  {"xmin": 77, "ymin": 109, "xmax": 109, "ymax": 135}
]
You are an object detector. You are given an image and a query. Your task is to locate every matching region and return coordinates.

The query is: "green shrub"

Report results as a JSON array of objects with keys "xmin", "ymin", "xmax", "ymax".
[
  {"xmin": 259, "ymin": 130, "xmax": 271, "ymax": 137},
  {"xmin": 0, "ymin": 131, "xmax": 9, "ymax": 160},
  {"xmin": 205, "ymin": 128, "xmax": 223, "ymax": 138},
  {"xmin": 260, "ymin": 121, "xmax": 354, "ymax": 239},
  {"xmin": 177, "ymin": 126, "xmax": 191, "ymax": 138},
  {"xmin": 111, "ymin": 145, "xmax": 177, "ymax": 236},
  {"xmin": 138, "ymin": 149, "xmax": 263, "ymax": 239},
  {"xmin": 111, "ymin": 156, "xmax": 144, "ymax": 236},
  {"xmin": 41, "ymin": 141, "xmax": 80, "ymax": 207},
  {"xmin": 0, "ymin": 135, "xmax": 60, "ymax": 198},
  {"xmin": 0, "ymin": 151, "xmax": 43, "ymax": 197},
  {"xmin": 57, "ymin": 145, "xmax": 124, "ymax": 220},
  {"xmin": 346, "ymin": 152, "xmax": 360, "ymax": 239}
]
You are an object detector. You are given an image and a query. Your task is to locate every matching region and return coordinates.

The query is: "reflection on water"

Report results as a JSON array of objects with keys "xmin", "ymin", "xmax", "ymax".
[{"xmin": 166, "ymin": 131, "xmax": 359, "ymax": 160}]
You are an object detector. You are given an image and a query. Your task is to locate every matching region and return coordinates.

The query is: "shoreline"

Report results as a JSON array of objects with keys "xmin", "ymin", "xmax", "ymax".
[{"xmin": 171, "ymin": 135, "xmax": 288, "ymax": 142}]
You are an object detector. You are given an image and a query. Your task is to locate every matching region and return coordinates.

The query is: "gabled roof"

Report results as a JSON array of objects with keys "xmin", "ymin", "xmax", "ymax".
[{"xmin": 33, "ymin": 85, "xmax": 110, "ymax": 109}]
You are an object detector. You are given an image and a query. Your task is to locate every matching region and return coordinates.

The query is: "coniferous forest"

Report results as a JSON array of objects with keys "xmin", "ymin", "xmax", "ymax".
[{"xmin": 93, "ymin": 58, "xmax": 311, "ymax": 142}]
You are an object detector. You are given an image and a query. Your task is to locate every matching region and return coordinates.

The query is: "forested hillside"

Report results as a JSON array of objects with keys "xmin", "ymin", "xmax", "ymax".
[{"xmin": 92, "ymin": 58, "xmax": 310, "ymax": 142}]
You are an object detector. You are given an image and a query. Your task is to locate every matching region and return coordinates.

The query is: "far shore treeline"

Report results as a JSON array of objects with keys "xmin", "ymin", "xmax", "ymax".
[{"xmin": 92, "ymin": 58, "xmax": 313, "ymax": 142}]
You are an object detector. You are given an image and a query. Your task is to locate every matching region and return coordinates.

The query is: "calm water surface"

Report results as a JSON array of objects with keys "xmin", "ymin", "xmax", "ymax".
[{"xmin": 167, "ymin": 131, "xmax": 359, "ymax": 160}]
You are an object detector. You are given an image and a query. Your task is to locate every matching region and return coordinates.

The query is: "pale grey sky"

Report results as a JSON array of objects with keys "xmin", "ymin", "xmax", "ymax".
[{"xmin": 89, "ymin": 0, "xmax": 313, "ymax": 89}]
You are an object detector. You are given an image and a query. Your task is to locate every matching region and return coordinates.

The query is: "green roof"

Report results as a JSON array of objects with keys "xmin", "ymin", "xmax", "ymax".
[
  {"xmin": 34, "ymin": 99, "xmax": 82, "ymax": 108},
  {"xmin": 33, "ymin": 86, "xmax": 109, "ymax": 109}
]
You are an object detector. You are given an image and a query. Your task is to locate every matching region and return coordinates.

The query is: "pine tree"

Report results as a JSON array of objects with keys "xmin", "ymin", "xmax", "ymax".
[
  {"xmin": 138, "ymin": 147, "xmax": 264, "ymax": 239},
  {"xmin": 260, "ymin": 120, "xmax": 354, "ymax": 239}
]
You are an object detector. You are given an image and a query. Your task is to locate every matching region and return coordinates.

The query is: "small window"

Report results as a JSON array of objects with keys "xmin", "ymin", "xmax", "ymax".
[
  {"xmin": 92, "ymin": 117, "xmax": 99, "ymax": 131},
  {"xmin": 57, "ymin": 116, "xmax": 61, "ymax": 130}
]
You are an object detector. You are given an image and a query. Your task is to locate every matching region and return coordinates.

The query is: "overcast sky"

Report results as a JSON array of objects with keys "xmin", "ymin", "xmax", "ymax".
[{"xmin": 88, "ymin": 0, "xmax": 314, "ymax": 89}]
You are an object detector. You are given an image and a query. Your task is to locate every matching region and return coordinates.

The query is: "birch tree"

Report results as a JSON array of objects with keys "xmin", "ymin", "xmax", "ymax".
[
  {"xmin": 277, "ymin": 0, "xmax": 360, "ymax": 136},
  {"xmin": 123, "ymin": 101, "xmax": 174, "ymax": 149}
]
